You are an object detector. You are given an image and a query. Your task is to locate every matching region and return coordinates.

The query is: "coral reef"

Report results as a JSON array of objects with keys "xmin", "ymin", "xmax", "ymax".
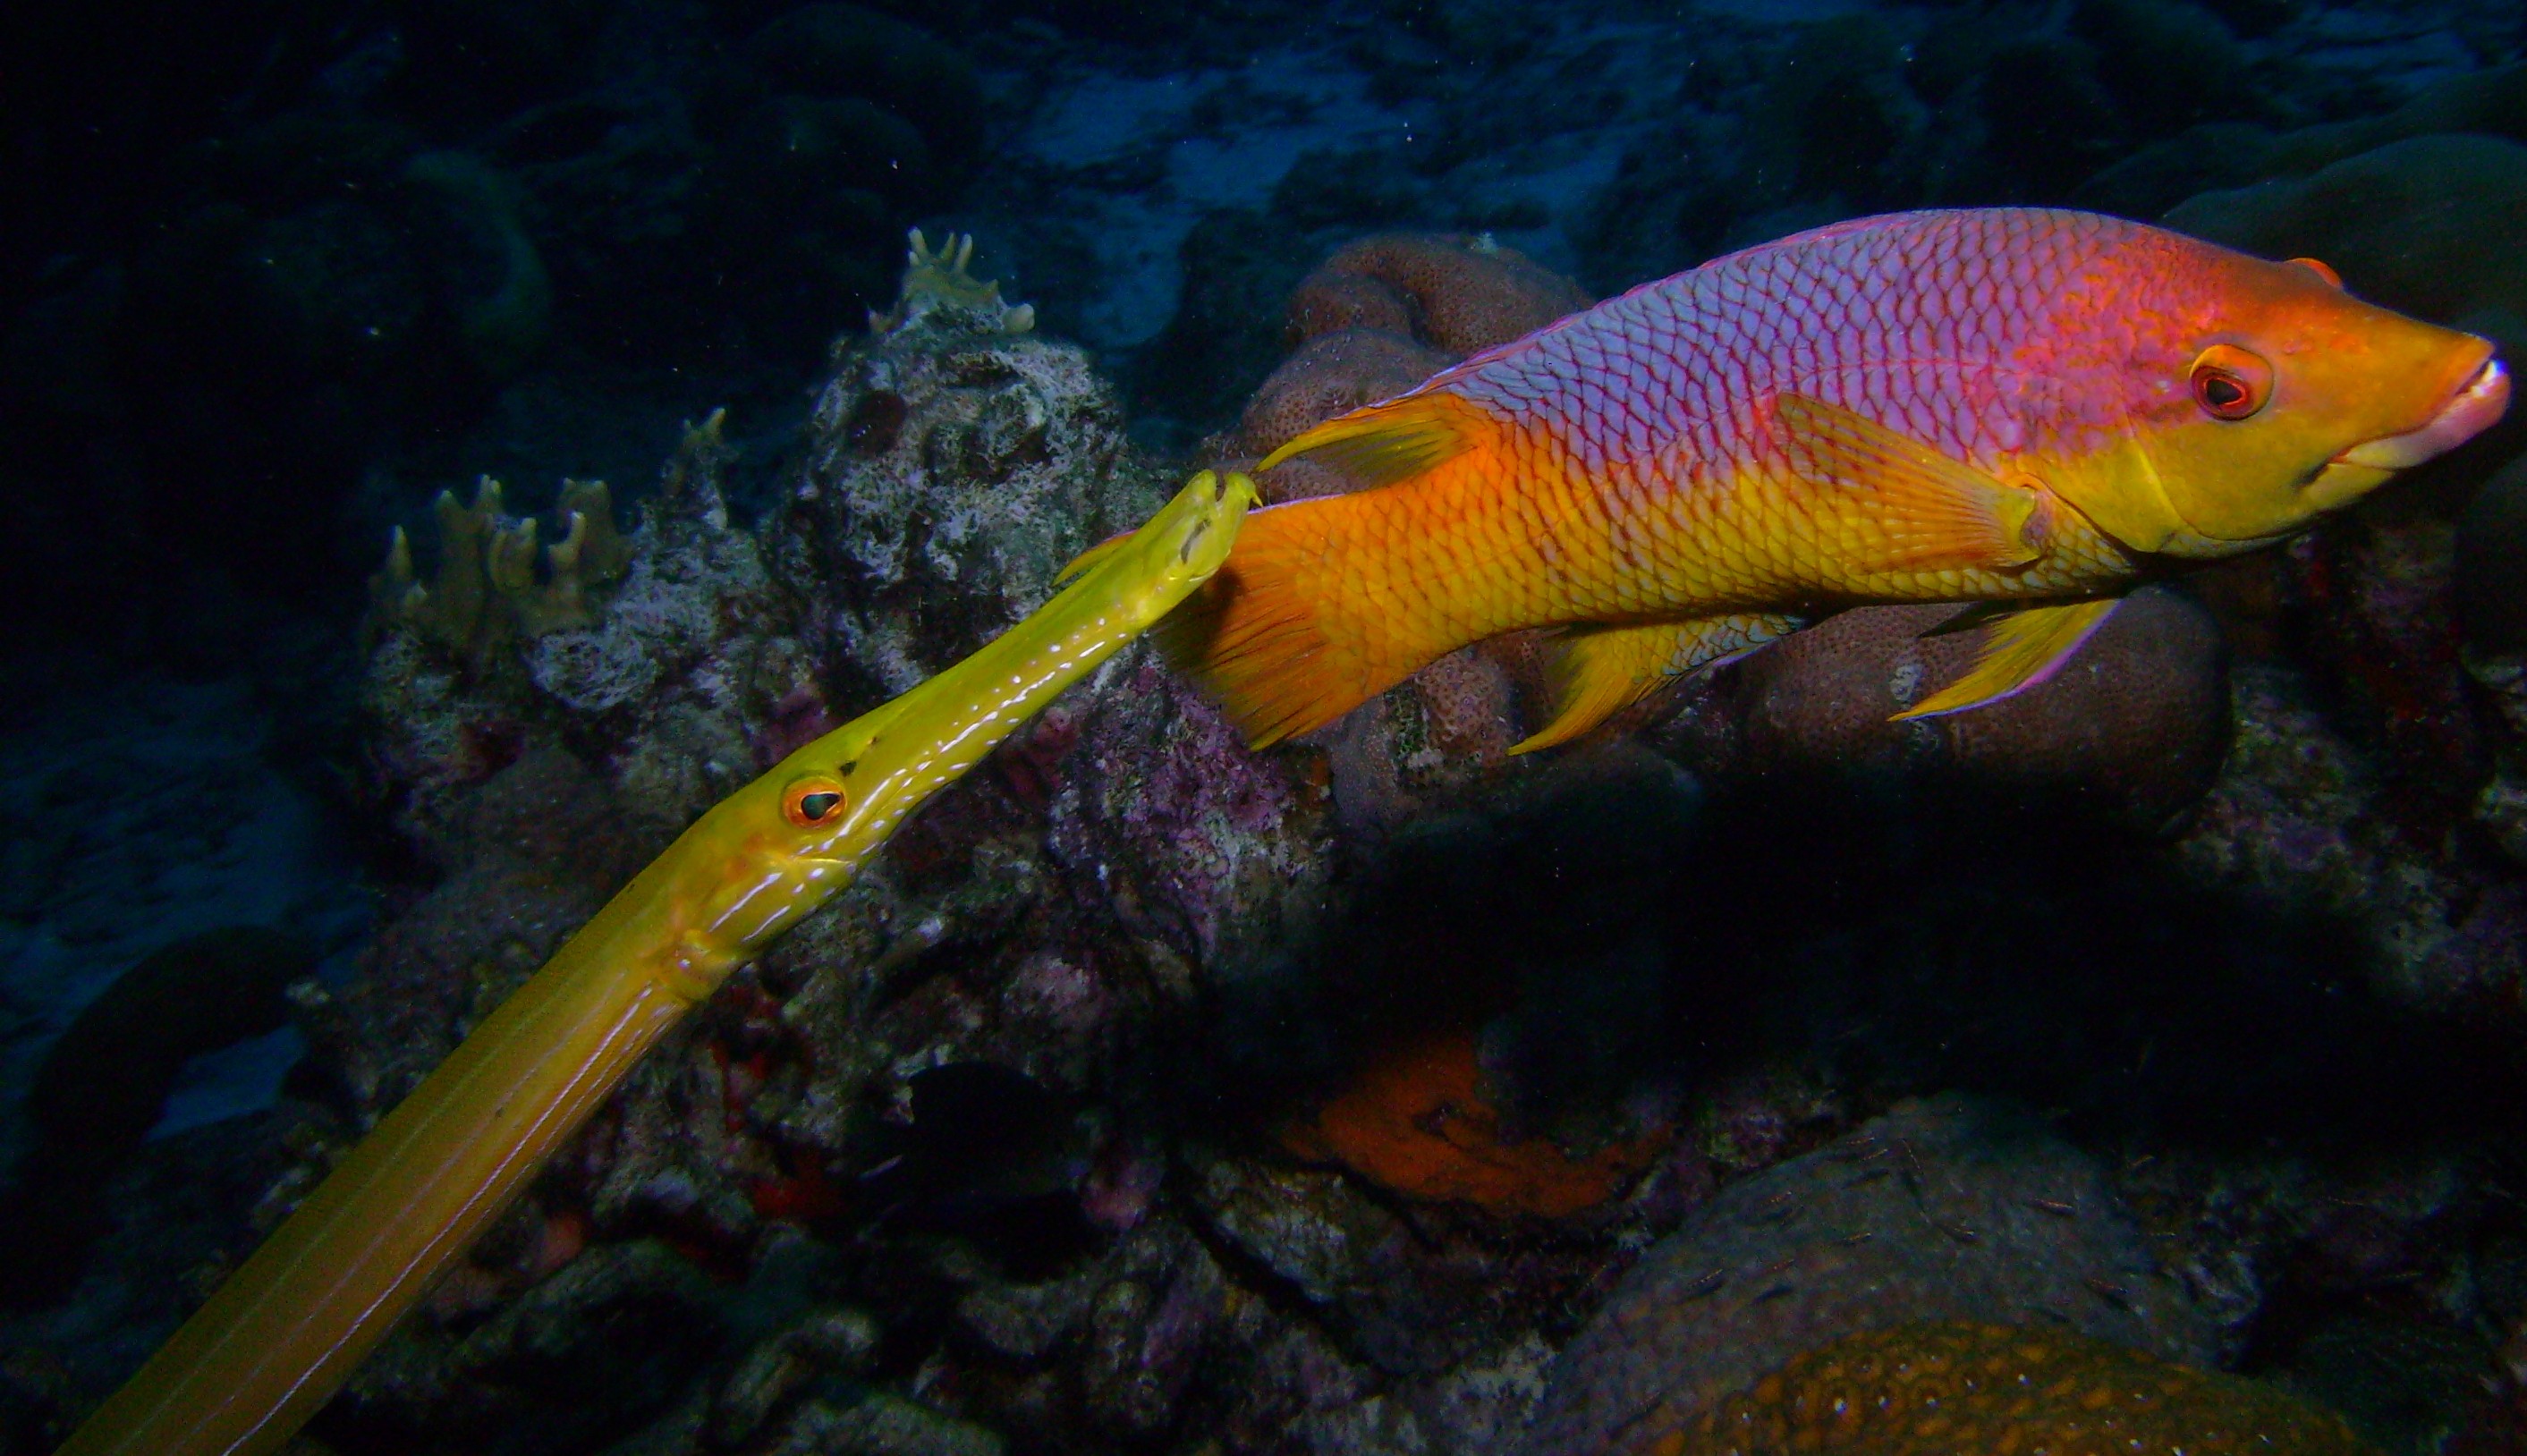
[
  {"xmin": 1518, "ymin": 1096, "xmax": 2215, "ymax": 1455},
  {"xmin": 361, "ymin": 412, "xmax": 821, "ymax": 846},
  {"xmin": 30, "ymin": 15, "xmax": 2527, "ymax": 1455},
  {"xmin": 767, "ymin": 250, "xmax": 1168, "ymax": 700},
  {"xmin": 1650, "ymin": 1320, "xmax": 2375, "ymax": 1456}
]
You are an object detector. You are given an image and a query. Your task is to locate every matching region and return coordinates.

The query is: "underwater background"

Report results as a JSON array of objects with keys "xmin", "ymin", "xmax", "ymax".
[{"xmin": 6, "ymin": 0, "xmax": 2527, "ymax": 1452}]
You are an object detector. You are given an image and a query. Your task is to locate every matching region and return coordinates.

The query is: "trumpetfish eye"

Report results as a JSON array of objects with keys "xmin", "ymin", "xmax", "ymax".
[
  {"xmin": 783, "ymin": 777, "xmax": 848, "ymax": 826},
  {"xmin": 2191, "ymin": 343, "xmax": 2270, "ymax": 421}
]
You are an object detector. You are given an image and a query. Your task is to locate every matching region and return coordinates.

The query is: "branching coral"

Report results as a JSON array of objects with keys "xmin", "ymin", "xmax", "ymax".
[
  {"xmin": 867, "ymin": 228, "xmax": 1035, "ymax": 337},
  {"xmin": 369, "ymin": 475, "xmax": 634, "ymax": 656}
]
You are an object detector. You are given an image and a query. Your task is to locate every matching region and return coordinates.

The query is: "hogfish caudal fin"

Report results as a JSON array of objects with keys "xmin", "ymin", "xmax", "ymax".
[
  {"xmin": 1154, "ymin": 490, "xmax": 1463, "ymax": 748},
  {"xmin": 1166, "ymin": 391, "xmax": 1518, "ymax": 748},
  {"xmin": 1511, "ymin": 614, "xmax": 1797, "ymax": 755},
  {"xmin": 1893, "ymin": 597, "xmax": 2121, "ymax": 719}
]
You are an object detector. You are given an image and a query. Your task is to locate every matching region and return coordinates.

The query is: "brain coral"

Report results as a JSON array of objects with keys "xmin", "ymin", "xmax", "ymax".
[
  {"xmin": 1285, "ymin": 232, "xmax": 1592, "ymax": 356},
  {"xmin": 1683, "ymin": 587, "xmax": 2230, "ymax": 832},
  {"xmin": 1645, "ymin": 1320, "xmax": 2375, "ymax": 1456},
  {"xmin": 1517, "ymin": 1095, "xmax": 2215, "ymax": 1456}
]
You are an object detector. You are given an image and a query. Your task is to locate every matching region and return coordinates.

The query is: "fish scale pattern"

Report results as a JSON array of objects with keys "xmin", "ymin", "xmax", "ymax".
[{"xmin": 1388, "ymin": 210, "xmax": 2184, "ymax": 639}]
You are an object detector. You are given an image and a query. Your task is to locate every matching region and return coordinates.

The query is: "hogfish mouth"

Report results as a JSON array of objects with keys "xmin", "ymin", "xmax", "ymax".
[{"xmin": 2333, "ymin": 355, "xmax": 2510, "ymax": 470}]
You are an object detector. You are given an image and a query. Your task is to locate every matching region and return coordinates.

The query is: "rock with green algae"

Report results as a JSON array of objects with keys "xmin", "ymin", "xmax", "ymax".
[
  {"xmin": 765, "ymin": 235, "xmax": 1162, "ymax": 704},
  {"xmin": 1634, "ymin": 1320, "xmax": 2375, "ymax": 1456},
  {"xmin": 2171, "ymin": 662, "xmax": 2526, "ymax": 1013}
]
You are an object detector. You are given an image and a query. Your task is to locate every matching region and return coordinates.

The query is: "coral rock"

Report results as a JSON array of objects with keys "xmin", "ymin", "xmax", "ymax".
[
  {"xmin": 2167, "ymin": 134, "xmax": 2527, "ymax": 358},
  {"xmin": 773, "ymin": 272, "xmax": 1161, "ymax": 700},
  {"xmin": 1234, "ymin": 327, "xmax": 1455, "ymax": 500},
  {"xmin": 2461, "ymin": 453, "xmax": 2527, "ymax": 659}
]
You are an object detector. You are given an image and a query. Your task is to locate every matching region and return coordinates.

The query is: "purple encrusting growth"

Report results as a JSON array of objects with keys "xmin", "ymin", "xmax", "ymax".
[{"xmin": 1049, "ymin": 655, "xmax": 1334, "ymax": 967}]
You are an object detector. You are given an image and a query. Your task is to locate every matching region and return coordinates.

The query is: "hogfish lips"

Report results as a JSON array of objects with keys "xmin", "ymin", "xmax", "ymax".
[{"xmin": 1157, "ymin": 207, "xmax": 2509, "ymax": 751}]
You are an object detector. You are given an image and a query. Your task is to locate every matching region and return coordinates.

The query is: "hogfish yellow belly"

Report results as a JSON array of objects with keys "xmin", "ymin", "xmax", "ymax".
[
  {"xmin": 59, "ymin": 470, "xmax": 1256, "ymax": 1456},
  {"xmin": 1161, "ymin": 207, "xmax": 2507, "ymax": 751}
]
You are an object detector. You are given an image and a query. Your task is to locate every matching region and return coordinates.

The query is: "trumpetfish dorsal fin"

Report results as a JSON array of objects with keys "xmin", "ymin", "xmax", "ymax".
[{"xmin": 1893, "ymin": 597, "xmax": 2121, "ymax": 720}]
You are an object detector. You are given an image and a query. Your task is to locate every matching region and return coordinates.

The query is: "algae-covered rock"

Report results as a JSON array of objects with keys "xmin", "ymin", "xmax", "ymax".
[{"xmin": 767, "ymin": 271, "xmax": 1166, "ymax": 700}]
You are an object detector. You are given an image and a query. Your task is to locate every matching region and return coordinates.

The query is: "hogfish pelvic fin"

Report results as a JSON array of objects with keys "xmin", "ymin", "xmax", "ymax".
[
  {"xmin": 1510, "ymin": 612, "xmax": 1799, "ymax": 754},
  {"xmin": 1892, "ymin": 597, "xmax": 2122, "ymax": 720}
]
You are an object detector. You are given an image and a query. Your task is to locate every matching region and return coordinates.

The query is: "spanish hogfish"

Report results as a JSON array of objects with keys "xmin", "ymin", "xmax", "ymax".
[{"xmin": 1160, "ymin": 207, "xmax": 2508, "ymax": 752}]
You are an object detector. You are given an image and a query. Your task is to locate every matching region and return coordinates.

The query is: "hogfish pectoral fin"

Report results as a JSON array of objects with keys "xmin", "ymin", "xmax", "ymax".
[
  {"xmin": 1891, "ymin": 597, "xmax": 2121, "ymax": 720},
  {"xmin": 1773, "ymin": 393, "xmax": 2042, "ymax": 571},
  {"xmin": 1510, "ymin": 612, "xmax": 1798, "ymax": 754},
  {"xmin": 1257, "ymin": 390, "xmax": 1500, "ymax": 487}
]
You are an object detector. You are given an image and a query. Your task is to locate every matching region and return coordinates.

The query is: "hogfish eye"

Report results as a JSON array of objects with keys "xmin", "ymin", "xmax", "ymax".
[
  {"xmin": 783, "ymin": 776, "xmax": 847, "ymax": 827},
  {"xmin": 2190, "ymin": 344, "xmax": 2271, "ymax": 421}
]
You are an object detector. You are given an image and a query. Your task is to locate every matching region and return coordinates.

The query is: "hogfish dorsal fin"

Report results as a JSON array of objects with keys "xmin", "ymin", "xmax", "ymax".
[
  {"xmin": 1510, "ymin": 613, "xmax": 1796, "ymax": 754},
  {"xmin": 1772, "ymin": 393, "xmax": 2043, "ymax": 571},
  {"xmin": 1257, "ymin": 390, "xmax": 1500, "ymax": 488},
  {"xmin": 1892, "ymin": 597, "xmax": 2121, "ymax": 720}
]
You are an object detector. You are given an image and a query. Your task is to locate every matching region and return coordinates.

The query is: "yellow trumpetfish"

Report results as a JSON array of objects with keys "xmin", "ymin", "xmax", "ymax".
[{"xmin": 61, "ymin": 470, "xmax": 1258, "ymax": 1456}]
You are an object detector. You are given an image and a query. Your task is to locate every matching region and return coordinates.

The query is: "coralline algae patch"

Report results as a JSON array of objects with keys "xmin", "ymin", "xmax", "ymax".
[
  {"xmin": 1643, "ymin": 1321, "xmax": 2375, "ymax": 1456},
  {"xmin": 1280, "ymin": 1026, "xmax": 1668, "ymax": 1220}
]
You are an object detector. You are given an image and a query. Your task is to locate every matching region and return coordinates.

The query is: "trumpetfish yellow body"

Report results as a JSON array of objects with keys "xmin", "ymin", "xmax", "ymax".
[{"xmin": 59, "ymin": 470, "xmax": 1258, "ymax": 1456}]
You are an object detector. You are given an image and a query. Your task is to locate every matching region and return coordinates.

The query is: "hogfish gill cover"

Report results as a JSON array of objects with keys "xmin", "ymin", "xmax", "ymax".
[{"xmin": 1159, "ymin": 207, "xmax": 2510, "ymax": 752}]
